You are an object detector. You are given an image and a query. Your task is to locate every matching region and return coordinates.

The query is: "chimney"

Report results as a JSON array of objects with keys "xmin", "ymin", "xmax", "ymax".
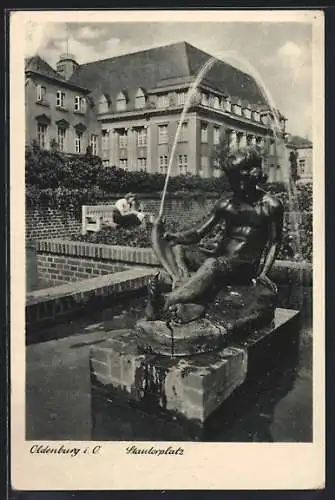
[{"xmin": 56, "ymin": 53, "xmax": 78, "ymax": 80}]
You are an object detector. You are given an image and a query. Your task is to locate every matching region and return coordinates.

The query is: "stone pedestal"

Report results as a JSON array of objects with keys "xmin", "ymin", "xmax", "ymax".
[{"xmin": 90, "ymin": 308, "xmax": 300, "ymax": 427}]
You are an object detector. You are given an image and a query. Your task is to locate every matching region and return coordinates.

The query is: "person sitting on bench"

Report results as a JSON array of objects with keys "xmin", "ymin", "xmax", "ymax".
[{"xmin": 113, "ymin": 193, "xmax": 146, "ymax": 228}]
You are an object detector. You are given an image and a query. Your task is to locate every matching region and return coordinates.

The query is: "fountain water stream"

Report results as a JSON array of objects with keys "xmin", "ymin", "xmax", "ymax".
[{"xmin": 159, "ymin": 51, "xmax": 306, "ymax": 286}]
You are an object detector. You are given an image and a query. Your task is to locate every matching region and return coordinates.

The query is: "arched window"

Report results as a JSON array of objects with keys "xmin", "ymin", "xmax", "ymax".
[
  {"xmin": 135, "ymin": 88, "xmax": 146, "ymax": 109},
  {"xmin": 98, "ymin": 95, "xmax": 109, "ymax": 114},
  {"xmin": 213, "ymin": 96, "xmax": 220, "ymax": 110},
  {"xmin": 116, "ymin": 91, "xmax": 127, "ymax": 112}
]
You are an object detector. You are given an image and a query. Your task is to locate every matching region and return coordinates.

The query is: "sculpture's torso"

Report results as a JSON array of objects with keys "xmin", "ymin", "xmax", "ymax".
[{"xmin": 207, "ymin": 194, "xmax": 276, "ymax": 266}]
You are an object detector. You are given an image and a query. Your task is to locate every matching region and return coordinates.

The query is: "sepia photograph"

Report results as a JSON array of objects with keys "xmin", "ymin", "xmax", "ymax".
[{"xmin": 11, "ymin": 9, "xmax": 324, "ymax": 490}]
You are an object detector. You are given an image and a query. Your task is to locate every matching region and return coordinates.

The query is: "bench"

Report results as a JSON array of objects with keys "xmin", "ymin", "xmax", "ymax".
[{"xmin": 82, "ymin": 205, "xmax": 117, "ymax": 235}]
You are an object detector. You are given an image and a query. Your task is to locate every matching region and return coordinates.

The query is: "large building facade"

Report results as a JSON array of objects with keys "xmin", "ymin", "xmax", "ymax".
[{"xmin": 25, "ymin": 41, "xmax": 293, "ymax": 181}]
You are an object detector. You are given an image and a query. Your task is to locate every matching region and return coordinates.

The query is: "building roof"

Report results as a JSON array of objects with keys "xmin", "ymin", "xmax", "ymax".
[
  {"xmin": 69, "ymin": 41, "xmax": 267, "ymax": 108},
  {"xmin": 25, "ymin": 54, "xmax": 91, "ymax": 93},
  {"xmin": 286, "ymin": 135, "xmax": 313, "ymax": 148},
  {"xmin": 25, "ymin": 55, "xmax": 65, "ymax": 81}
]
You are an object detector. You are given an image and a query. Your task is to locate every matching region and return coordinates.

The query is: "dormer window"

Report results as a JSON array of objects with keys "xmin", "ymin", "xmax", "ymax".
[
  {"xmin": 253, "ymin": 110, "xmax": 260, "ymax": 122},
  {"xmin": 74, "ymin": 96, "xmax": 87, "ymax": 113},
  {"xmin": 36, "ymin": 85, "xmax": 46, "ymax": 103},
  {"xmin": 243, "ymin": 107, "xmax": 251, "ymax": 119},
  {"xmin": 176, "ymin": 91, "xmax": 187, "ymax": 106},
  {"xmin": 201, "ymin": 93, "xmax": 209, "ymax": 107},
  {"xmin": 157, "ymin": 94, "xmax": 169, "ymax": 109},
  {"xmin": 56, "ymin": 90, "xmax": 65, "ymax": 108},
  {"xmin": 116, "ymin": 91, "xmax": 127, "ymax": 112},
  {"xmin": 135, "ymin": 88, "xmax": 146, "ymax": 109},
  {"xmin": 232, "ymin": 101, "xmax": 242, "ymax": 116},
  {"xmin": 224, "ymin": 97, "xmax": 231, "ymax": 112},
  {"xmin": 213, "ymin": 96, "xmax": 221, "ymax": 110},
  {"xmin": 98, "ymin": 95, "xmax": 109, "ymax": 114}
]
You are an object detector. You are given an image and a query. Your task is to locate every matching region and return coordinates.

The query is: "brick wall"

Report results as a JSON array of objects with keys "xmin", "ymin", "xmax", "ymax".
[
  {"xmin": 36, "ymin": 254, "xmax": 129, "ymax": 286},
  {"xmin": 27, "ymin": 195, "xmax": 308, "ymax": 241},
  {"xmin": 26, "ymin": 206, "xmax": 81, "ymax": 241}
]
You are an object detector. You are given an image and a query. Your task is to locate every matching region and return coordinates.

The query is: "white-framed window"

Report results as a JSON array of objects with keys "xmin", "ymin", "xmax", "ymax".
[
  {"xmin": 158, "ymin": 124, "xmax": 168, "ymax": 144},
  {"xmin": 200, "ymin": 155, "xmax": 208, "ymax": 173},
  {"xmin": 56, "ymin": 90, "xmax": 65, "ymax": 108},
  {"xmin": 99, "ymin": 96, "xmax": 109, "ymax": 114},
  {"xmin": 90, "ymin": 134, "xmax": 98, "ymax": 155},
  {"xmin": 36, "ymin": 85, "xmax": 46, "ymax": 102},
  {"xmin": 201, "ymin": 123, "xmax": 208, "ymax": 143},
  {"xmin": 176, "ymin": 91, "xmax": 187, "ymax": 106},
  {"xmin": 57, "ymin": 127, "xmax": 66, "ymax": 152},
  {"xmin": 253, "ymin": 111, "xmax": 260, "ymax": 122},
  {"xmin": 159, "ymin": 155, "xmax": 168, "ymax": 174},
  {"xmin": 116, "ymin": 92, "xmax": 127, "ymax": 112},
  {"xmin": 233, "ymin": 104, "xmax": 242, "ymax": 116},
  {"xmin": 213, "ymin": 96, "xmax": 221, "ymax": 110},
  {"xmin": 224, "ymin": 97, "xmax": 231, "ymax": 112},
  {"xmin": 37, "ymin": 123, "xmax": 48, "ymax": 149},
  {"xmin": 243, "ymin": 107, "xmax": 251, "ymax": 119},
  {"xmin": 137, "ymin": 158, "xmax": 147, "ymax": 171},
  {"xmin": 201, "ymin": 93, "xmax": 208, "ymax": 106},
  {"xmin": 178, "ymin": 154, "xmax": 188, "ymax": 175},
  {"xmin": 74, "ymin": 96, "xmax": 87, "ymax": 113},
  {"xmin": 157, "ymin": 94, "xmax": 169, "ymax": 108},
  {"xmin": 102, "ymin": 159, "xmax": 110, "ymax": 167},
  {"xmin": 75, "ymin": 131, "xmax": 82, "ymax": 153},
  {"xmin": 135, "ymin": 88, "xmax": 146, "ymax": 109},
  {"xmin": 120, "ymin": 159, "xmax": 128, "ymax": 170},
  {"xmin": 118, "ymin": 130, "xmax": 128, "ymax": 149},
  {"xmin": 213, "ymin": 126, "xmax": 220, "ymax": 145},
  {"xmin": 137, "ymin": 128, "xmax": 147, "ymax": 146},
  {"xmin": 102, "ymin": 130, "xmax": 109, "ymax": 155},
  {"xmin": 178, "ymin": 122, "xmax": 188, "ymax": 142}
]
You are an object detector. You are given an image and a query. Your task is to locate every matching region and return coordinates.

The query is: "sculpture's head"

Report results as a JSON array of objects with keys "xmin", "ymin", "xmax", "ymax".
[{"xmin": 223, "ymin": 148, "xmax": 267, "ymax": 197}]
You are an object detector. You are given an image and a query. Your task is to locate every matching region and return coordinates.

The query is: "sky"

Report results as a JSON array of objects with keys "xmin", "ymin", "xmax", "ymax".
[{"xmin": 25, "ymin": 20, "xmax": 313, "ymax": 139}]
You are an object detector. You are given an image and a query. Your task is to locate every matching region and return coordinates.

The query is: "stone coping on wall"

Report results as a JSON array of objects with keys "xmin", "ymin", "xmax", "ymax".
[
  {"xmin": 26, "ymin": 267, "xmax": 156, "ymax": 332},
  {"xmin": 27, "ymin": 268, "xmax": 155, "ymax": 306},
  {"xmin": 35, "ymin": 238, "xmax": 313, "ymax": 275}
]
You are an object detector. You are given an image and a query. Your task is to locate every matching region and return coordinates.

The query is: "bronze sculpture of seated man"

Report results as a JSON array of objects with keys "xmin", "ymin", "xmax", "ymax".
[{"xmin": 145, "ymin": 148, "xmax": 284, "ymax": 326}]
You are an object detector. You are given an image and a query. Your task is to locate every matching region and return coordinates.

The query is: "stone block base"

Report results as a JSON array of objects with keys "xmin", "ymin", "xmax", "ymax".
[{"xmin": 90, "ymin": 308, "xmax": 300, "ymax": 426}]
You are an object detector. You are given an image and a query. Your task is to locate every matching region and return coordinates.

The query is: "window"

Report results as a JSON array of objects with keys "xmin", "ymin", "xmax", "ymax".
[
  {"xmin": 157, "ymin": 94, "xmax": 169, "ymax": 108},
  {"xmin": 120, "ymin": 159, "xmax": 128, "ymax": 170},
  {"xmin": 99, "ymin": 96, "xmax": 109, "ymax": 114},
  {"xmin": 201, "ymin": 93, "xmax": 208, "ymax": 106},
  {"xmin": 37, "ymin": 123, "xmax": 48, "ymax": 149},
  {"xmin": 137, "ymin": 128, "xmax": 147, "ymax": 146},
  {"xmin": 224, "ymin": 98, "xmax": 231, "ymax": 112},
  {"xmin": 213, "ymin": 96, "xmax": 220, "ymax": 110},
  {"xmin": 75, "ymin": 131, "xmax": 82, "ymax": 153},
  {"xmin": 102, "ymin": 130, "xmax": 109, "ymax": 154},
  {"xmin": 176, "ymin": 91, "xmax": 187, "ymax": 106},
  {"xmin": 243, "ymin": 107, "xmax": 251, "ymax": 119},
  {"xmin": 56, "ymin": 90, "xmax": 65, "ymax": 108},
  {"xmin": 118, "ymin": 130, "xmax": 128, "ymax": 149},
  {"xmin": 102, "ymin": 160, "xmax": 110, "ymax": 167},
  {"xmin": 159, "ymin": 155, "xmax": 168, "ymax": 174},
  {"xmin": 298, "ymin": 159, "xmax": 306, "ymax": 174},
  {"xmin": 178, "ymin": 155, "xmax": 188, "ymax": 175},
  {"xmin": 137, "ymin": 158, "xmax": 147, "ymax": 171},
  {"xmin": 74, "ymin": 96, "xmax": 87, "ymax": 113},
  {"xmin": 233, "ymin": 104, "xmax": 242, "ymax": 116},
  {"xmin": 178, "ymin": 122, "xmax": 188, "ymax": 142},
  {"xmin": 213, "ymin": 126, "xmax": 220, "ymax": 145},
  {"xmin": 116, "ymin": 92, "xmax": 127, "ymax": 112},
  {"xmin": 201, "ymin": 155, "xmax": 208, "ymax": 174},
  {"xmin": 253, "ymin": 111, "xmax": 260, "ymax": 122},
  {"xmin": 36, "ymin": 85, "xmax": 46, "ymax": 102},
  {"xmin": 201, "ymin": 123, "xmax": 208, "ymax": 143},
  {"xmin": 135, "ymin": 88, "xmax": 146, "ymax": 109},
  {"xmin": 158, "ymin": 124, "xmax": 168, "ymax": 144},
  {"xmin": 57, "ymin": 127, "xmax": 66, "ymax": 152},
  {"xmin": 90, "ymin": 134, "xmax": 98, "ymax": 155}
]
